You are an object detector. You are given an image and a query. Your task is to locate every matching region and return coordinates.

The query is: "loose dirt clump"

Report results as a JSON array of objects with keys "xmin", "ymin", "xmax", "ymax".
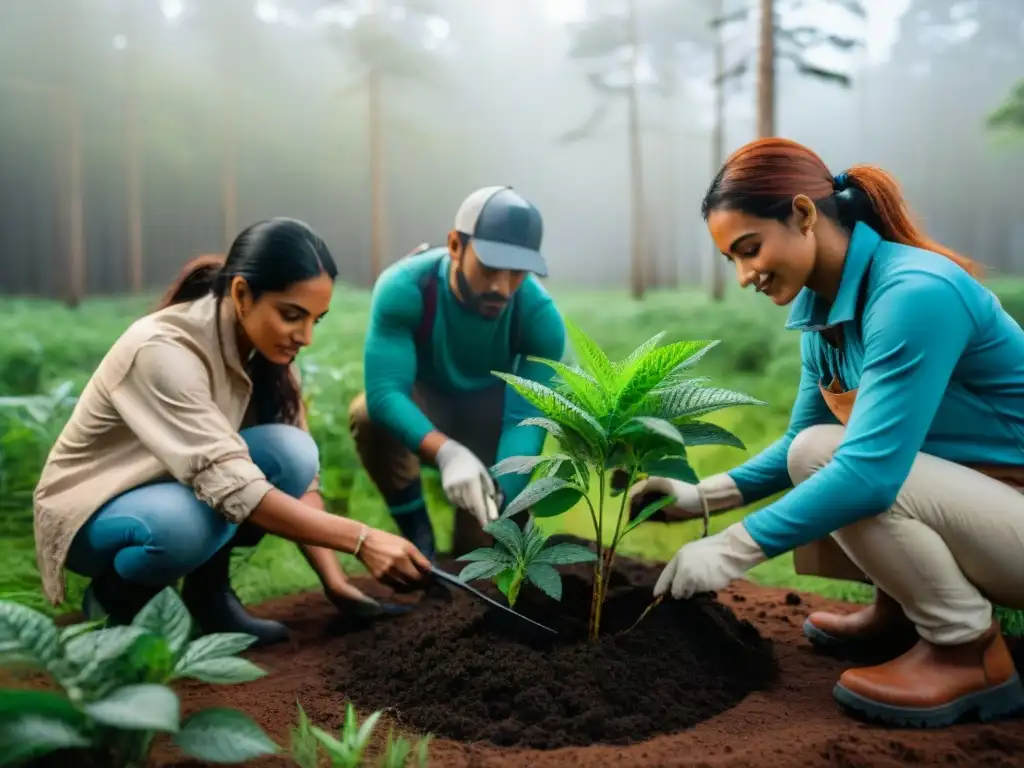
[{"xmin": 329, "ymin": 559, "xmax": 778, "ymax": 749}]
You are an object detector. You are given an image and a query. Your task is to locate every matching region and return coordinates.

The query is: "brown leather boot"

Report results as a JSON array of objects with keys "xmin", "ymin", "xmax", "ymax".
[
  {"xmin": 803, "ymin": 588, "xmax": 916, "ymax": 651},
  {"xmin": 833, "ymin": 620, "xmax": 1024, "ymax": 727}
]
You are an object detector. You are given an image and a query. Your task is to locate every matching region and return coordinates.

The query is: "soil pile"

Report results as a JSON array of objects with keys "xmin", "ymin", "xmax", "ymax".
[{"xmin": 329, "ymin": 558, "xmax": 778, "ymax": 749}]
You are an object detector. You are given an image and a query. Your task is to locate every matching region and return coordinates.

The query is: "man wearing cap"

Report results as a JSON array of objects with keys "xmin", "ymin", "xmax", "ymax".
[{"xmin": 348, "ymin": 186, "xmax": 567, "ymax": 560}]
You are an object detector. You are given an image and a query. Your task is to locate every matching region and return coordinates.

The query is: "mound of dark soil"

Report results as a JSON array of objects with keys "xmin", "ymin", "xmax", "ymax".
[{"xmin": 330, "ymin": 556, "xmax": 778, "ymax": 749}]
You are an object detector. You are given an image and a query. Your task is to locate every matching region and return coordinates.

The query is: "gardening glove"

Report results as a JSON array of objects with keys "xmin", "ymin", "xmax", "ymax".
[
  {"xmin": 628, "ymin": 473, "xmax": 744, "ymax": 523},
  {"xmin": 436, "ymin": 439, "xmax": 499, "ymax": 528},
  {"xmin": 654, "ymin": 522, "xmax": 767, "ymax": 600}
]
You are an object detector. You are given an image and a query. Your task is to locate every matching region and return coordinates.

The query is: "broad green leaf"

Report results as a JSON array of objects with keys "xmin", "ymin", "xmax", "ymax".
[
  {"xmin": 623, "ymin": 495, "xmax": 676, "ymax": 535},
  {"xmin": 58, "ymin": 619, "xmax": 105, "ymax": 644},
  {"xmin": 564, "ymin": 318, "xmax": 616, "ymax": 389},
  {"xmin": 457, "ymin": 560, "xmax": 509, "ymax": 583},
  {"xmin": 526, "ymin": 564, "xmax": 562, "ymax": 601},
  {"xmin": 677, "ymin": 421, "xmax": 746, "ymax": 449},
  {"xmin": 132, "ymin": 587, "xmax": 192, "ymax": 658},
  {"xmin": 616, "ymin": 341, "xmax": 717, "ymax": 414},
  {"xmin": 0, "ymin": 688, "xmax": 85, "ymax": 722},
  {"xmin": 502, "ymin": 476, "xmax": 583, "ymax": 519},
  {"xmin": 491, "ymin": 372, "xmax": 607, "ymax": 452},
  {"xmin": 529, "ymin": 358, "xmax": 610, "ymax": 416},
  {"xmin": 616, "ymin": 416, "xmax": 685, "ymax": 446},
  {"xmin": 519, "ymin": 418, "xmax": 594, "ymax": 465},
  {"xmin": 491, "ymin": 454, "xmax": 567, "ymax": 477},
  {"xmin": 0, "ymin": 600, "xmax": 61, "ymax": 670},
  {"xmin": 174, "ymin": 708, "xmax": 280, "ymax": 763},
  {"xmin": 483, "ymin": 519, "xmax": 525, "ymax": 556},
  {"xmin": 64, "ymin": 625, "xmax": 146, "ymax": 671},
  {"xmin": 175, "ymin": 657, "xmax": 267, "ymax": 685},
  {"xmin": 0, "ymin": 713, "xmax": 91, "ymax": 766},
  {"xmin": 174, "ymin": 633, "xmax": 256, "ymax": 676},
  {"xmin": 455, "ymin": 547, "xmax": 513, "ymax": 564},
  {"xmin": 123, "ymin": 632, "xmax": 175, "ymax": 685},
  {"xmin": 531, "ymin": 484, "xmax": 585, "ymax": 518},
  {"xmin": 533, "ymin": 542, "xmax": 598, "ymax": 566},
  {"xmin": 84, "ymin": 684, "xmax": 180, "ymax": 732}
]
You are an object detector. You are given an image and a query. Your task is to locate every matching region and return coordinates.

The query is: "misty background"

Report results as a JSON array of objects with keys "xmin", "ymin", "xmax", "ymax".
[{"xmin": 1, "ymin": 0, "xmax": 1022, "ymax": 300}]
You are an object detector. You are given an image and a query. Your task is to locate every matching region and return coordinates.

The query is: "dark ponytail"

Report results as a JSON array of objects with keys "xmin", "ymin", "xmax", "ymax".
[{"xmin": 157, "ymin": 218, "xmax": 337, "ymax": 425}]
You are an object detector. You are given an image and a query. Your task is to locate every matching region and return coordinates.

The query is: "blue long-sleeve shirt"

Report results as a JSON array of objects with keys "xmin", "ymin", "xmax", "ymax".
[
  {"xmin": 363, "ymin": 248, "xmax": 567, "ymax": 504},
  {"xmin": 735, "ymin": 222, "xmax": 1024, "ymax": 557}
]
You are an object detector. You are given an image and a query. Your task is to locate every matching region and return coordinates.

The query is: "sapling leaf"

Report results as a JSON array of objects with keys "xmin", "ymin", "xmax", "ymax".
[
  {"xmin": 380, "ymin": 728, "xmax": 412, "ymax": 768},
  {"xmin": 0, "ymin": 600, "xmax": 61, "ymax": 671},
  {"xmin": 615, "ymin": 341, "xmax": 717, "ymax": 414},
  {"xmin": 531, "ymin": 484, "xmax": 585, "ymax": 518},
  {"xmin": 528, "ymin": 358, "xmax": 609, "ymax": 416},
  {"xmin": 174, "ymin": 633, "xmax": 257, "ymax": 676},
  {"xmin": 506, "ymin": 572, "xmax": 524, "ymax": 606},
  {"xmin": 417, "ymin": 734, "xmax": 432, "ymax": 767},
  {"xmin": 174, "ymin": 656, "xmax": 267, "ymax": 685},
  {"xmin": 289, "ymin": 701, "xmax": 319, "ymax": 768},
  {"xmin": 533, "ymin": 543, "xmax": 598, "ymax": 566},
  {"xmin": 654, "ymin": 340, "xmax": 721, "ymax": 386},
  {"xmin": 491, "ymin": 372, "xmax": 607, "ymax": 452},
  {"xmin": 457, "ymin": 560, "xmax": 509, "ymax": 583},
  {"xmin": 615, "ymin": 331, "xmax": 668, "ymax": 382},
  {"xmin": 616, "ymin": 416, "xmax": 686, "ymax": 446},
  {"xmin": 355, "ymin": 709, "xmax": 383, "ymax": 751},
  {"xmin": 174, "ymin": 707, "xmax": 280, "ymax": 763},
  {"xmin": 64, "ymin": 625, "xmax": 149, "ymax": 694},
  {"xmin": 658, "ymin": 384, "xmax": 766, "ymax": 421},
  {"xmin": 491, "ymin": 454, "xmax": 568, "ymax": 477},
  {"xmin": 526, "ymin": 564, "xmax": 562, "ymax": 601},
  {"xmin": 484, "ymin": 518, "xmax": 524, "ymax": 556},
  {"xmin": 131, "ymin": 587, "xmax": 192, "ymax": 659},
  {"xmin": 84, "ymin": 683, "xmax": 180, "ymax": 732},
  {"xmin": 564, "ymin": 318, "xmax": 616, "ymax": 390},
  {"xmin": 455, "ymin": 547, "xmax": 513, "ymax": 564},
  {"xmin": 623, "ymin": 495, "xmax": 676, "ymax": 535},
  {"xmin": 522, "ymin": 518, "xmax": 549, "ymax": 561},
  {"xmin": 502, "ymin": 476, "xmax": 583, "ymax": 519},
  {"xmin": 641, "ymin": 454, "xmax": 699, "ymax": 485},
  {"xmin": 676, "ymin": 420, "xmax": 746, "ymax": 449}
]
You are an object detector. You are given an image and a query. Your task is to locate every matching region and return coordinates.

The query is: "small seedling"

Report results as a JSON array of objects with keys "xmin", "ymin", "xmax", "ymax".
[
  {"xmin": 490, "ymin": 320, "xmax": 764, "ymax": 639},
  {"xmin": 302, "ymin": 701, "xmax": 431, "ymax": 767},
  {"xmin": 456, "ymin": 517, "xmax": 596, "ymax": 606},
  {"xmin": 0, "ymin": 587, "xmax": 279, "ymax": 766}
]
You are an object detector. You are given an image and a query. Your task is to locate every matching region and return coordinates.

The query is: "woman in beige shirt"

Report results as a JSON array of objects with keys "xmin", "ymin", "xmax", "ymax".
[{"xmin": 33, "ymin": 217, "xmax": 431, "ymax": 646}]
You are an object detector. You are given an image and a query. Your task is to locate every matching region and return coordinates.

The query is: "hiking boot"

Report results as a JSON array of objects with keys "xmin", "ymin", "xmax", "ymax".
[
  {"xmin": 394, "ymin": 507, "xmax": 437, "ymax": 562},
  {"xmin": 82, "ymin": 569, "xmax": 162, "ymax": 626},
  {"xmin": 833, "ymin": 620, "xmax": 1024, "ymax": 727},
  {"xmin": 803, "ymin": 588, "xmax": 917, "ymax": 651},
  {"xmin": 180, "ymin": 539, "xmax": 290, "ymax": 648}
]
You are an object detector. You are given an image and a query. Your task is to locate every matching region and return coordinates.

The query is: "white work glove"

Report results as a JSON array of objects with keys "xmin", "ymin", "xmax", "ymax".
[
  {"xmin": 435, "ymin": 440, "xmax": 499, "ymax": 528},
  {"xmin": 654, "ymin": 523, "xmax": 767, "ymax": 600},
  {"xmin": 627, "ymin": 475, "xmax": 705, "ymax": 521}
]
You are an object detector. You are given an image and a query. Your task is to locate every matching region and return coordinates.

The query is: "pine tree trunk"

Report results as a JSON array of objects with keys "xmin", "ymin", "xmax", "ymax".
[
  {"xmin": 710, "ymin": 0, "xmax": 727, "ymax": 301},
  {"xmin": 756, "ymin": 0, "xmax": 775, "ymax": 138},
  {"xmin": 626, "ymin": 0, "xmax": 646, "ymax": 300}
]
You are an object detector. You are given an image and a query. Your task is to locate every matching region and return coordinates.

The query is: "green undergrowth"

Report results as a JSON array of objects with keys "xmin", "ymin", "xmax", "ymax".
[{"xmin": 3, "ymin": 280, "xmax": 1024, "ymax": 633}]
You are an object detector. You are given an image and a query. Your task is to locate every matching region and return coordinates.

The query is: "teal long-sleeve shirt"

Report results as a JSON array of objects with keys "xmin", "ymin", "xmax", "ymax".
[
  {"xmin": 363, "ymin": 249, "xmax": 567, "ymax": 504},
  {"xmin": 733, "ymin": 222, "xmax": 1024, "ymax": 557}
]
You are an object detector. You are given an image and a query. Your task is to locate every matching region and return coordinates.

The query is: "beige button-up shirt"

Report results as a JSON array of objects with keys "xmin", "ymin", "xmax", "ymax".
[{"xmin": 33, "ymin": 294, "xmax": 315, "ymax": 606}]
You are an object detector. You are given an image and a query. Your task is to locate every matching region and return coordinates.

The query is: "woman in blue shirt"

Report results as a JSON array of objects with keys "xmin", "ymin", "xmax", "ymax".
[{"xmin": 627, "ymin": 137, "xmax": 1024, "ymax": 727}]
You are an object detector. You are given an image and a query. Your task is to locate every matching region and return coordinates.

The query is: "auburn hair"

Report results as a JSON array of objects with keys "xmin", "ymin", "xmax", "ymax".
[{"xmin": 701, "ymin": 138, "xmax": 980, "ymax": 278}]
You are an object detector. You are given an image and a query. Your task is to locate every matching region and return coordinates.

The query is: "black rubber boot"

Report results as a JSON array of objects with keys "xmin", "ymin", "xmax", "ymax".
[
  {"xmin": 394, "ymin": 507, "xmax": 437, "ymax": 562},
  {"xmin": 82, "ymin": 568, "xmax": 162, "ymax": 626},
  {"xmin": 180, "ymin": 533, "xmax": 290, "ymax": 648}
]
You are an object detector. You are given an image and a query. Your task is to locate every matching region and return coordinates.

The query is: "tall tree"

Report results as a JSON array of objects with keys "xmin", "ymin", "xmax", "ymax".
[
  {"xmin": 560, "ymin": 0, "xmax": 715, "ymax": 299},
  {"xmin": 989, "ymin": 81, "xmax": 1024, "ymax": 132},
  {"xmin": 715, "ymin": 0, "xmax": 866, "ymax": 138},
  {"xmin": 317, "ymin": 0, "xmax": 452, "ymax": 280}
]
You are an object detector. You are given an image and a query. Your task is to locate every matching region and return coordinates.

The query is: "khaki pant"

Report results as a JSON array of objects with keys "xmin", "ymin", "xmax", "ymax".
[
  {"xmin": 788, "ymin": 424, "xmax": 1024, "ymax": 645},
  {"xmin": 348, "ymin": 384, "xmax": 505, "ymax": 556}
]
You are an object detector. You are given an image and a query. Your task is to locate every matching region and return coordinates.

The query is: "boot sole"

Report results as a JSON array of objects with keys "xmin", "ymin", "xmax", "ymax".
[
  {"xmin": 833, "ymin": 673, "xmax": 1024, "ymax": 727},
  {"xmin": 803, "ymin": 618, "xmax": 917, "ymax": 653}
]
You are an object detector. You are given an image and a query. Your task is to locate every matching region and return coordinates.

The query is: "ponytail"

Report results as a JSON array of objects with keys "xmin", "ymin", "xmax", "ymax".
[
  {"xmin": 158, "ymin": 254, "xmax": 227, "ymax": 310},
  {"xmin": 840, "ymin": 165, "xmax": 982, "ymax": 278}
]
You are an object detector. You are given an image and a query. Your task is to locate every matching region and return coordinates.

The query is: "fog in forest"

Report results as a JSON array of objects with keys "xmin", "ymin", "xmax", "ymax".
[{"xmin": 1, "ymin": 0, "xmax": 1022, "ymax": 300}]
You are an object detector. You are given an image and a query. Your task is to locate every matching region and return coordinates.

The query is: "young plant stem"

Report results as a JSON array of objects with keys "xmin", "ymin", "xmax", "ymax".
[{"xmin": 588, "ymin": 470, "xmax": 608, "ymax": 641}]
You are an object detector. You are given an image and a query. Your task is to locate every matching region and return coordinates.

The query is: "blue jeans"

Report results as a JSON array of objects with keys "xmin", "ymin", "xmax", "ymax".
[{"xmin": 66, "ymin": 424, "xmax": 319, "ymax": 586}]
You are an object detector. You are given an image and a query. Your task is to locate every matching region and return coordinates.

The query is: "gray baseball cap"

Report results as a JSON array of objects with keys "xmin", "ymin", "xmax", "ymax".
[{"xmin": 453, "ymin": 186, "xmax": 547, "ymax": 277}]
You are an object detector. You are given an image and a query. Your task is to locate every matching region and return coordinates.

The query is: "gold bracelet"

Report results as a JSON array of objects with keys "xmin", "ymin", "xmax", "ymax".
[{"xmin": 353, "ymin": 525, "xmax": 369, "ymax": 557}]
